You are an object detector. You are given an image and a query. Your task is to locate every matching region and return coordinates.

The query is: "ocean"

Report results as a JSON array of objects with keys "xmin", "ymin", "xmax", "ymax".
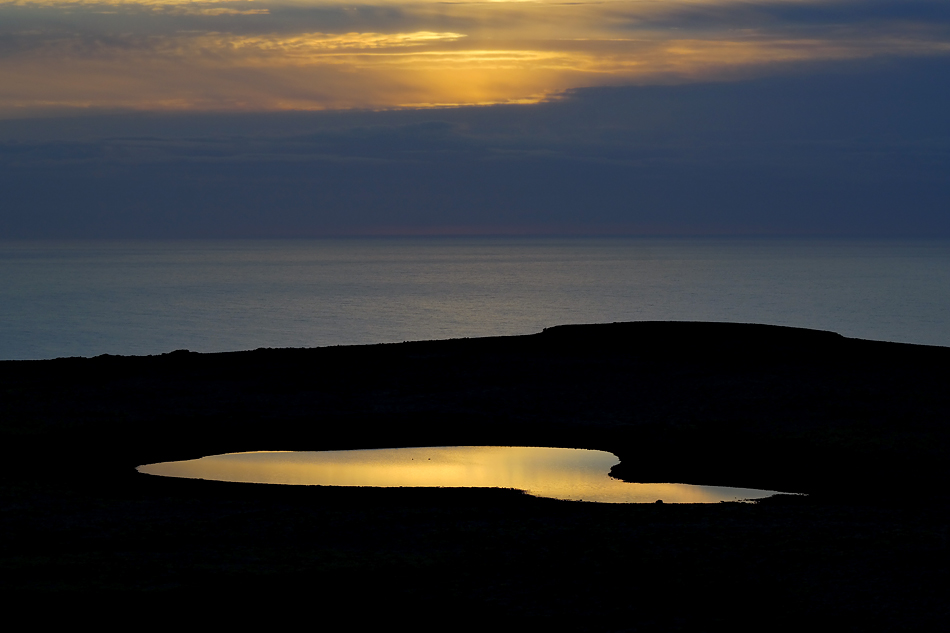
[{"xmin": 2, "ymin": 238, "xmax": 949, "ymax": 360}]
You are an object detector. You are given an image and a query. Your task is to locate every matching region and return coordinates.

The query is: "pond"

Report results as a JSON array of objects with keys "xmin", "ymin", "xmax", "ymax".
[{"xmin": 137, "ymin": 446, "xmax": 782, "ymax": 503}]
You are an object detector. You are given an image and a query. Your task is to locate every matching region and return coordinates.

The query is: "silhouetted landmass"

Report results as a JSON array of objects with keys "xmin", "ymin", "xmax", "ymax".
[{"xmin": 1, "ymin": 322, "xmax": 948, "ymax": 628}]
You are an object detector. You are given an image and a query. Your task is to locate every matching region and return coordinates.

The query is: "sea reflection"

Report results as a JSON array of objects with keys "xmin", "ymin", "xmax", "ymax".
[{"xmin": 138, "ymin": 446, "xmax": 780, "ymax": 503}]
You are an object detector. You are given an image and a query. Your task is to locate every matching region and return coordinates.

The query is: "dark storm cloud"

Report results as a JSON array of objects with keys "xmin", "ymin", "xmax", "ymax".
[
  {"xmin": 0, "ymin": 3, "xmax": 423, "ymax": 42},
  {"xmin": 2, "ymin": 57, "xmax": 948, "ymax": 238},
  {"xmin": 613, "ymin": 0, "xmax": 950, "ymax": 29}
]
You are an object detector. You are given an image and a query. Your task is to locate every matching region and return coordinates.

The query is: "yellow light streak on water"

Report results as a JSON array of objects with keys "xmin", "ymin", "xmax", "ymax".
[{"xmin": 138, "ymin": 446, "xmax": 781, "ymax": 503}]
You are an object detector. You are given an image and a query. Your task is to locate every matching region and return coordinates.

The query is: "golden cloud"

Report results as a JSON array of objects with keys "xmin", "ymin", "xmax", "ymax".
[{"xmin": 1, "ymin": 0, "xmax": 949, "ymax": 114}]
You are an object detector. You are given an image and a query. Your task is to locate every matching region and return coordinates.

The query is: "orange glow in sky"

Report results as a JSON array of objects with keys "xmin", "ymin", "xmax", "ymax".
[{"xmin": 1, "ymin": 0, "xmax": 949, "ymax": 115}]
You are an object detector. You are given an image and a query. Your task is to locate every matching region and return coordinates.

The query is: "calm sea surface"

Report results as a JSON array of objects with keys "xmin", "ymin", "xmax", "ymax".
[{"xmin": 2, "ymin": 238, "xmax": 949, "ymax": 360}]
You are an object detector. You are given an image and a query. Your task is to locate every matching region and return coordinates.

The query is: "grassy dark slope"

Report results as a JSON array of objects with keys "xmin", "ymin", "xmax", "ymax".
[{"xmin": 1, "ymin": 322, "xmax": 948, "ymax": 628}]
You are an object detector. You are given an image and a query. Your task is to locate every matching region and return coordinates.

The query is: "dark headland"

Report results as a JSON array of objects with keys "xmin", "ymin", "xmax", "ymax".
[{"xmin": 2, "ymin": 322, "xmax": 949, "ymax": 628}]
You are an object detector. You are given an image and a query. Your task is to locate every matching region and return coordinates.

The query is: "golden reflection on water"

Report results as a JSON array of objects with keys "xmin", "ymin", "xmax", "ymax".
[{"xmin": 137, "ymin": 446, "xmax": 778, "ymax": 503}]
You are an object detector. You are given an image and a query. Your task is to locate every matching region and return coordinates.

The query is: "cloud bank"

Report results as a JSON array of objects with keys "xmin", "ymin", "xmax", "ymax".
[
  {"xmin": 2, "ymin": 1, "xmax": 948, "ymax": 237},
  {"xmin": 2, "ymin": 56, "xmax": 949, "ymax": 237},
  {"xmin": 1, "ymin": 0, "xmax": 948, "ymax": 113}
]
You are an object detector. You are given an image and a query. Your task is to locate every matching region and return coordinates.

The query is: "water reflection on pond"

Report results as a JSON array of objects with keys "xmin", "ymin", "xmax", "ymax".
[{"xmin": 137, "ymin": 446, "xmax": 780, "ymax": 503}]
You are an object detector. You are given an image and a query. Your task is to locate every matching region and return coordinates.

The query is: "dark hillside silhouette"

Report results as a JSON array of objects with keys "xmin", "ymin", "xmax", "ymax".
[{"xmin": 2, "ymin": 322, "xmax": 948, "ymax": 628}]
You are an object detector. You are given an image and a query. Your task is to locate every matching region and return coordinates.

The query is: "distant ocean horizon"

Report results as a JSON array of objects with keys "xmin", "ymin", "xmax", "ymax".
[{"xmin": 2, "ymin": 237, "xmax": 949, "ymax": 360}]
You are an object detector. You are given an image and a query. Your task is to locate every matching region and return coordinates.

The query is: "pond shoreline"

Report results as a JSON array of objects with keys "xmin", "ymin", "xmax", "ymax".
[
  {"xmin": 2, "ymin": 321, "xmax": 948, "ymax": 626},
  {"xmin": 5, "ymin": 321, "xmax": 948, "ymax": 499}
]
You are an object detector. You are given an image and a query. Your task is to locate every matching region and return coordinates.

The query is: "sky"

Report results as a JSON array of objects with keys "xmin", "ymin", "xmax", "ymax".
[{"xmin": 1, "ymin": 0, "xmax": 949, "ymax": 237}]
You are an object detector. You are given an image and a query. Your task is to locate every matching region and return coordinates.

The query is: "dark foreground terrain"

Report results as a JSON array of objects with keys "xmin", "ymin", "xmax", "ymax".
[{"xmin": 2, "ymin": 322, "xmax": 949, "ymax": 628}]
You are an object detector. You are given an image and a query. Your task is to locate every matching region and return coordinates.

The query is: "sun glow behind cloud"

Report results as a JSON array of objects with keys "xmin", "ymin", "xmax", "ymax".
[{"xmin": 1, "ymin": 0, "xmax": 949, "ymax": 114}]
